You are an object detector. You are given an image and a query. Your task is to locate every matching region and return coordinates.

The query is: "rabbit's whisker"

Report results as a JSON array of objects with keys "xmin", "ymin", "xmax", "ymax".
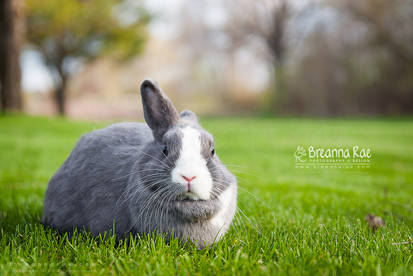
[{"xmin": 135, "ymin": 149, "xmax": 170, "ymax": 170}]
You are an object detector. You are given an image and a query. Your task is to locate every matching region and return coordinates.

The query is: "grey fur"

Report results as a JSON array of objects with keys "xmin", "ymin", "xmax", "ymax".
[{"xmin": 42, "ymin": 79, "xmax": 237, "ymax": 248}]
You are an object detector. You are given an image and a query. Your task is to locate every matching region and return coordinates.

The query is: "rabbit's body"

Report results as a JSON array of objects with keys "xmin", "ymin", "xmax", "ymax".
[
  {"xmin": 42, "ymin": 123, "xmax": 150, "ymax": 236},
  {"xmin": 42, "ymin": 80, "xmax": 237, "ymax": 247}
]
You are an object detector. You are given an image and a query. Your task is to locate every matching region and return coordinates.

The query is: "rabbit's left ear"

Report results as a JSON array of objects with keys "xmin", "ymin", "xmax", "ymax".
[{"xmin": 140, "ymin": 79, "xmax": 179, "ymax": 141}]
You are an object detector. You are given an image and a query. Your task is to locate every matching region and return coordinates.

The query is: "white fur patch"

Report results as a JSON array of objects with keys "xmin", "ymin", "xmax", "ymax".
[
  {"xmin": 171, "ymin": 126, "xmax": 213, "ymax": 200},
  {"xmin": 210, "ymin": 186, "xmax": 233, "ymax": 228}
]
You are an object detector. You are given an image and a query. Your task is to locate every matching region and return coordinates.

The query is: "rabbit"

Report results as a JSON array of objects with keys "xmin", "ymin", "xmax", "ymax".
[{"xmin": 42, "ymin": 79, "xmax": 237, "ymax": 248}]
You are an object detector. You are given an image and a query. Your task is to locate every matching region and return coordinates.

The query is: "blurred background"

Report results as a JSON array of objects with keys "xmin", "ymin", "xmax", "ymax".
[{"xmin": 1, "ymin": 0, "xmax": 412, "ymax": 120}]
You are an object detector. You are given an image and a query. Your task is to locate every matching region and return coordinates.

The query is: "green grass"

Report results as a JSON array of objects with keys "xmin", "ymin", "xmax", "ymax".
[{"xmin": 0, "ymin": 115, "xmax": 412, "ymax": 275}]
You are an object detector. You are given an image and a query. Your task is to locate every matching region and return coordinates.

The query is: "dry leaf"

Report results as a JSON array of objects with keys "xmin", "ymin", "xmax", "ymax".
[{"xmin": 365, "ymin": 214, "xmax": 385, "ymax": 231}]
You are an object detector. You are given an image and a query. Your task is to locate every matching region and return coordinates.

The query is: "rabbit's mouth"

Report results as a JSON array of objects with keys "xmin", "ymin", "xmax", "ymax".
[
  {"xmin": 183, "ymin": 192, "xmax": 201, "ymax": 201},
  {"xmin": 177, "ymin": 192, "xmax": 202, "ymax": 201}
]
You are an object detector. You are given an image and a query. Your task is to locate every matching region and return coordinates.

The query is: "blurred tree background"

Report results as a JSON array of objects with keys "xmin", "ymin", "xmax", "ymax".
[
  {"xmin": 25, "ymin": 0, "xmax": 149, "ymax": 115},
  {"xmin": 0, "ymin": 0, "xmax": 412, "ymax": 118}
]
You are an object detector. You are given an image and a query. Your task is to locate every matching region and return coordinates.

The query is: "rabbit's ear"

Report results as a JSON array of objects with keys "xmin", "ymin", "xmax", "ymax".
[
  {"xmin": 180, "ymin": 110, "xmax": 198, "ymax": 123},
  {"xmin": 140, "ymin": 79, "xmax": 179, "ymax": 141}
]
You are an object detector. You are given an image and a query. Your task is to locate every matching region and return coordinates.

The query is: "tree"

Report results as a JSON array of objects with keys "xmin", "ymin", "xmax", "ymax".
[
  {"xmin": 0, "ymin": 0, "xmax": 24, "ymax": 112},
  {"xmin": 281, "ymin": 0, "xmax": 413, "ymax": 115},
  {"xmin": 341, "ymin": 0, "xmax": 413, "ymax": 113},
  {"xmin": 26, "ymin": 0, "xmax": 150, "ymax": 115},
  {"xmin": 224, "ymin": 0, "xmax": 313, "ymax": 112}
]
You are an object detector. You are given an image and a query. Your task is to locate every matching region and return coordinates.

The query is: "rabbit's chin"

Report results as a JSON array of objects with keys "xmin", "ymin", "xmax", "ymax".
[{"xmin": 171, "ymin": 197, "xmax": 220, "ymax": 223}]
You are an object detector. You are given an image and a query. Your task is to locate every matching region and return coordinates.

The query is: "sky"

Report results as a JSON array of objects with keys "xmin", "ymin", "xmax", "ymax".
[{"xmin": 21, "ymin": 50, "xmax": 54, "ymax": 93}]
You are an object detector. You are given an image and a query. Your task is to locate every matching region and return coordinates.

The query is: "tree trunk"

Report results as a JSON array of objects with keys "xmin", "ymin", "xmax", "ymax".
[
  {"xmin": 0, "ymin": 0, "xmax": 24, "ymax": 112},
  {"xmin": 269, "ymin": 63, "xmax": 285, "ymax": 113},
  {"xmin": 55, "ymin": 75, "xmax": 67, "ymax": 116}
]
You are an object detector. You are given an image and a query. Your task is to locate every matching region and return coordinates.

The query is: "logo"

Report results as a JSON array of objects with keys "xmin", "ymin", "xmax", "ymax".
[
  {"xmin": 294, "ymin": 145, "xmax": 307, "ymax": 162},
  {"xmin": 294, "ymin": 145, "xmax": 372, "ymax": 169}
]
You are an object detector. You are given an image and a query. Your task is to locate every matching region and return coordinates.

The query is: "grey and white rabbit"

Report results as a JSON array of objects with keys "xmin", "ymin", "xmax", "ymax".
[{"xmin": 42, "ymin": 79, "xmax": 237, "ymax": 247}]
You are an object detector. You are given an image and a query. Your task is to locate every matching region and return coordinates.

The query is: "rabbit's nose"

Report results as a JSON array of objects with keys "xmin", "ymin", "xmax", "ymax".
[{"xmin": 181, "ymin": 175, "xmax": 197, "ymax": 183}]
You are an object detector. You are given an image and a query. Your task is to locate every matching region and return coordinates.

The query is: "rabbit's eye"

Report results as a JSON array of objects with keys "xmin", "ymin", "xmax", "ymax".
[
  {"xmin": 163, "ymin": 145, "xmax": 168, "ymax": 156},
  {"xmin": 210, "ymin": 146, "xmax": 215, "ymax": 156}
]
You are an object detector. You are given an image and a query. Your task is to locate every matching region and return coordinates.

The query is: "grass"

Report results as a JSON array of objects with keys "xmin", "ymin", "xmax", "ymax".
[{"xmin": 0, "ymin": 115, "xmax": 412, "ymax": 275}]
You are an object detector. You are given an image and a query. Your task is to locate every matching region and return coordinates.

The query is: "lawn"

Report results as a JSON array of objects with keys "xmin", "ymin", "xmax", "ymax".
[{"xmin": 0, "ymin": 115, "xmax": 412, "ymax": 275}]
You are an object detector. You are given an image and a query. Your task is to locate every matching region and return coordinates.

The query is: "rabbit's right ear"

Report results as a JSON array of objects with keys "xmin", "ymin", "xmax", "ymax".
[{"xmin": 140, "ymin": 79, "xmax": 179, "ymax": 141}]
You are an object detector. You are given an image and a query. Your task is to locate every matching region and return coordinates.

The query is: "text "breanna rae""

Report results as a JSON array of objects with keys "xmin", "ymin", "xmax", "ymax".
[{"xmin": 308, "ymin": 146, "xmax": 371, "ymax": 159}]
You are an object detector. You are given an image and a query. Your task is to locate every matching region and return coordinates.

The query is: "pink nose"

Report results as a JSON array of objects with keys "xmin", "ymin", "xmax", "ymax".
[{"xmin": 181, "ymin": 175, "xmax": 196, "ymax": 183}]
